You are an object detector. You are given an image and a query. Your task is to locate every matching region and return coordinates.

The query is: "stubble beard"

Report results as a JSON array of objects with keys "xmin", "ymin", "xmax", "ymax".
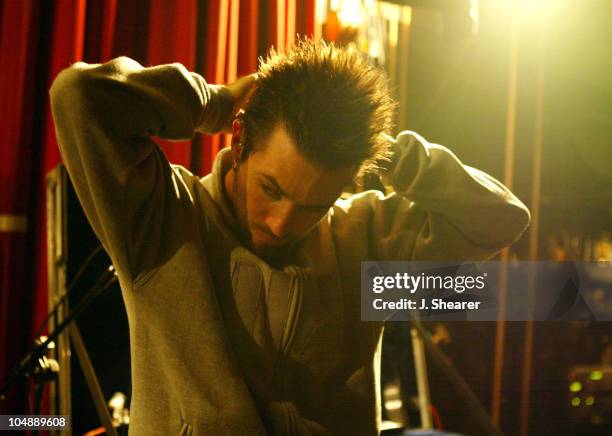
[
  {"xmin": 231, "ymin": 165, "xmax": 288, "ymax": 264},
  {"xmin": 230, "ymin": 164, "xmax": 252, "ymax": 248}
]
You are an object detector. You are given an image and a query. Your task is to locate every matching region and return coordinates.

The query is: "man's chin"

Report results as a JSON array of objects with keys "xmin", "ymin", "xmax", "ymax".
[
  {"xmin": 252, "ymin": 241, "xmax": 293, "ymax": 265},
  {"xmin": 247, "ymin": 227, "xmax": 297, "ymax": 264}
]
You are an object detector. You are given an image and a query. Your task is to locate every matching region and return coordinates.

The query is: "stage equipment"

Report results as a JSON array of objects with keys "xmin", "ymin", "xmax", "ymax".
[
  {"xmin": 568, "ymin": 366, "xmax": 612, "ymax": 426},
  {"xmin": 45, "ymin": 164, "xmax": 131, "ymax": 435}
]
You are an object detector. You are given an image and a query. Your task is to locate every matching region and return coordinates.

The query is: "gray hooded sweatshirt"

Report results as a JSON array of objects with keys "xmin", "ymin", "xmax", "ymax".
[{"xmin": 50, "ymin": 57, "xmax": 530, "ymax": 435}]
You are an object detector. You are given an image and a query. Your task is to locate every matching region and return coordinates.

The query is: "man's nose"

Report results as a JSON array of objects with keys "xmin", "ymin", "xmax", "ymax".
[{"xmin": 265, "ymin": 201, "xmax": 295, "ymax": 239}]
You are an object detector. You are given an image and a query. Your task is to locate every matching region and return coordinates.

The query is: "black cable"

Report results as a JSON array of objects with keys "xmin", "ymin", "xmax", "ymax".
[
  {"xmin": 1, "ymin": 266, "xmax": 117, "ymax": 400},
  {"xmin": 33, "ymin": 244, "xmax": 104, "ymax": 338}
]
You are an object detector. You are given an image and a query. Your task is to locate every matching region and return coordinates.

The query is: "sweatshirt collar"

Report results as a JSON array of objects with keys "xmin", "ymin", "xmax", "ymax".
[{"xmin": 201, "ymin": 147, "xmax": 242, "ymax": 236}]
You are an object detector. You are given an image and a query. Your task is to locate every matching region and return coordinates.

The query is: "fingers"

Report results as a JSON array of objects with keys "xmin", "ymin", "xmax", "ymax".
[
  {"xmin": 228, "ymin": 73, "xmax": 258, "ymax": 112},
  {"xmin": 218, "ymin": 74, "xmax": 259, "ymax": 134}
]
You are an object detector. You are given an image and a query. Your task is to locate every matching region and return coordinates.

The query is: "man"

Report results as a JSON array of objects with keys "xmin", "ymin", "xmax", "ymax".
[{"xmin": 50, "ymin": 40, "xmax": 529, "ymax": 435}]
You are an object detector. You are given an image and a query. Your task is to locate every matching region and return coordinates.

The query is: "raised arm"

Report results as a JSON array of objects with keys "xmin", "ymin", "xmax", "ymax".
[
  {"xmin": 49, "ymin": 57, "xmax": 253, "ymax": 283},
  {"xmin": 335, "ymin": 131, "xmax": 531, "ymax": 261}
]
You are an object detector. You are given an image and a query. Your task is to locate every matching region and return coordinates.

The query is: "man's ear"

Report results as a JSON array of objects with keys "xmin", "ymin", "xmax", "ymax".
[{"xmin": 230, "ymin": 119, "xmax": 245, "ymax": 163}]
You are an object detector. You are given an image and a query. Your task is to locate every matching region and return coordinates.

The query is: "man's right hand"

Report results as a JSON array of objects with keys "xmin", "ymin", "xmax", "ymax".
[{"xmin": 220, "ymin": 73, "xmax": 258, "ymax": 133}]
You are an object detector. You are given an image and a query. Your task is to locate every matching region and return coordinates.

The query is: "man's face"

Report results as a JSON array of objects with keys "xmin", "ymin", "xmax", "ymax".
[{"xmin": 227, "ymin": 124, "xmax": 355, "ymax": 262}]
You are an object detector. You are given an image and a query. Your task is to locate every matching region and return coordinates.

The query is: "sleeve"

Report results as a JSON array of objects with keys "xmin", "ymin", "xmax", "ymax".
[
  {"xmin": 49, "ymin": 57, "xmax": 234, "ymax": 285},
  {"xmin": 335, "ymin": 131, "xmax": 531, "ymax": 262}
]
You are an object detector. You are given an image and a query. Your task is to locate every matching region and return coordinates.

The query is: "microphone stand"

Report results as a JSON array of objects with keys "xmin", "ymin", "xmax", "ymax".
[
  {"xmin": 1, "ymin": 265, "xmax": 119, "ymax": 436},
  {"xmin": 410, "ymin": 318, "xmax": 503, "ymax": 436}
]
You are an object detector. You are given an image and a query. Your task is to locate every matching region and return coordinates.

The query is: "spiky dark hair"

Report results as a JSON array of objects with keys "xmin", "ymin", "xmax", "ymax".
[{"xmin": 241, "ymin": 38, "xmax": 396, "ymax": 174}]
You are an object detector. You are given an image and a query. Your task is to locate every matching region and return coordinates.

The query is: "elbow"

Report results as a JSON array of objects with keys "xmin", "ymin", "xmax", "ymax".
[
  {"xmin": 515, "ymin": 198, "xmax": 531, "ymax": 235},
  {"xmin": 504, "ymin": 199, "xmax": 531, "ymax": 246},
  {"xmin": 49, "ymin": 63, "xmax": 99, "ymax": 158},
  {"xmin": 472, "ymin": 198, "xmax": 531, "ymax": 251},
  {"xmin": 50, "ymin": 62, "xmax": 89, "ymax": 106},
  {"xmin": 50, "ymin": 57, "xmax": 141, "ymax": 107},
  {"xmin": 518, "ymin": 202, "xmax": 531, "ymax": 235}
]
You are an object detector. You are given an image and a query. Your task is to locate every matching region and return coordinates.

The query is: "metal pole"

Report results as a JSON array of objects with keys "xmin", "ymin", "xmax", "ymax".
[
  {"xmin": 69, "ymin": 325, "xmax": 118, "ymax": 436},
  {"xmin": 519, "ymin": 16, "xmax": 548, "ymax": 436},
  {"xmin": 411, "ymin": 327, "xmax": 433, "ymax": 429},
  {"xmin": 491, "ymin": 8, "xmax": 519, "ymax": 426}
]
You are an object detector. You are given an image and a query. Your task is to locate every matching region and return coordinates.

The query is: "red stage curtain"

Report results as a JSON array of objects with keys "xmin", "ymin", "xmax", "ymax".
[
  {"xmin": 199, "ymin": 0, "xmax": 230, "ymax": 175},
  {"xmin": 239, "ymin": 0, "xmax": 259, "ymax": 76},
  {"xmin": 27, "ymin": 0, "xmax": 88, "ymax": 421},
  {"xmin": 0, "ymin": 0, "xmax": 42, "ymax": 415},
  {"xmin": 147, "ymin": 0, "xmax": 198, "ymax": 168}
]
